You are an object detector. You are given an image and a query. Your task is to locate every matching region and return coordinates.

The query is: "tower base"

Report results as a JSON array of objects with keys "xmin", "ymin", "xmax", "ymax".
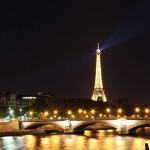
[{"xmin": 92, "ymin": 88, "xmax": 107, "ymax": 102}]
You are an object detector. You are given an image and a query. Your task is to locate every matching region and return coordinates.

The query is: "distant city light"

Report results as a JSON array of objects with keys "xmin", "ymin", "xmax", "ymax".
[{"xmin": 23, "ymin": 97, "xmax": 36, "ymax": 99}]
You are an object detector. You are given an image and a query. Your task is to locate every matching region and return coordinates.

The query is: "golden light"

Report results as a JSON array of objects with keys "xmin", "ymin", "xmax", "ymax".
[
  {"xmin": 145, "ymin": 108, "xmax": 149, "ymax": 113},
  {"xmin": 54, "ymin": 110, "xmax": 58, "ymax": 115},
  {"xmin": 68, "ymin": 110, "xmax": 72, "ymax": 115},
  {"xmin": 106, "ymin": 108, "xmax": 110, "ymax": 113},
  {"xmin": 83, "ymin": 110, "xmax": 87, "ymax": 114},
  {"xmin": 91, "ymin": 109, "xmax": 95, "ymax": 114},
  {"xmin": 85, "ymin": 115, "xmax": 88, "ymax": 118},
  {"xmin": 44, "ymin": 111, "xmax": 48, "ymax": 116},
  {"xmin": 135, "ymin": 107, "xmax": 140, "ymax": 113},
  {"xmin": 99, "ymin": 113, "xmax": 102, "ymax": 117},
  {"xmin": 78, "ymin": 109, "xmax": 82, "ymax": 114},
  {"xmin": 29, "ymin": 111, "xmax": 33, "ymax": 116},
  {"xmin": 117, "ymin": 108, "xmax": 122, "ymax": 114}
]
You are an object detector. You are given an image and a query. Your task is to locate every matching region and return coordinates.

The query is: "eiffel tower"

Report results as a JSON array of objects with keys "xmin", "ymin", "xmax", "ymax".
[{"xmin": 91, "ymin": 43, "xmax": 107, "ymax": 102}]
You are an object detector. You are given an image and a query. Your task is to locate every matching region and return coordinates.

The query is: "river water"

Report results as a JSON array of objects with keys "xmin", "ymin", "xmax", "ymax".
[{"xmin": 0, "ymin": 130, "xmax": 150, "ymax": 150}]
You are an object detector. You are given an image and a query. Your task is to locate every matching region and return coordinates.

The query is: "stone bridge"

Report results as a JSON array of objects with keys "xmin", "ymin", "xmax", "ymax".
[{"xmin": 19, "ymin": 119, "xmax": 150, "ymax": 134}]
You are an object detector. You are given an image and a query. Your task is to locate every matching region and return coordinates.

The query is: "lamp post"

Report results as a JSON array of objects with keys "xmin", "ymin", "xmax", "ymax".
[
  {"xmin": 67, "ymin": 110, "xmax": 72, "ymax": 119},
  {"xmin": 29, "ymin": 111, "xmax": 33, "ymax": 119},
  {"xmin": 78, "ymin": 109, "xmax": 82, "ymax": 114},
  {"xmin": 145, "ymin": 108, "xmax": 149, "ymax": 118},
  {"xmin": 54, "ymin": 110, "xmax": 58, "ymax": 119},
  {"xmin": 99, "ymin": 113, "xmax": 103, "ymax": 118},
  {"xmin": 106, "ymin": 108, "xmax": 111, "ymax": 118},
  {"xmin": 135, "ymin": 107, "xmax": 140, "ymax": 118},
  {"xmin": 117, "ymin": 108, "xmax": 122, "ymax": 117},
  {"xmin": 78, "ymin": 109, "xmax": 82, "ymax": 118},
  {"xmin": 91, "ymin": 109, "xmax": 95, "ymax": 118},
  {"xmin": 68, "ymin": 110, "xmax": 72, "ymax": 115},
  {"xmin": 83, "ymin": 110, "xmax": 87, "ymax": 115},
  {"xmin": 44, "ymin": 111, "xmax": 49, "ymax": 119}
]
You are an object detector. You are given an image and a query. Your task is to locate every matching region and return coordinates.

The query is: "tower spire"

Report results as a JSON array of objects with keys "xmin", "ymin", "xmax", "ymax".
[
  {"xmin": 91, "ymin": 44, "xmax": 107, "ymax": 102},
  {"xmin": 97, "ymin": 43, "xmax": 99, "ymax": 49}
]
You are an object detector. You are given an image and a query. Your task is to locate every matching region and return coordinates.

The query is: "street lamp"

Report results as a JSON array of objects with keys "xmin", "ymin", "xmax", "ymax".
[
  {"xmin": 29, "ymin": 111, "xmax": 33, "ymax": 119},
  {"xmin": 54, "ymin": 110, "xmax": 58, "ymax": 114},
  {"xmin": 54, "ymin": 110, "xmax": 58, "ymax": 119},
  {"xmin": 44, "ymin": 111, "xmax": 49, "ymax": 117},
  {"xmin": 99, "ymin": 113, "xmax": 103, "ymax": 117},
  {"xmin": 67, "ymin": 110, "xmax": 72, "ymax": 119},
  {"xmin": 83, "ymin": 110, "xmax": 87, "ymax": 115},
  {"xmin": 135, "ymin": 107, "xmax": 140, "ymax": 118},
  {"xmin": 68, "ymin": 110, "xmax": 72, "ymax": 115},
  {"xmin": 91, "ymin": 109, "xmax": 95, "ymax": 114},
  {"xmin": 145, "ymin": 108, "xmax": 149, "ymax": 118},
  {"xmin": 78, "ymin": 109, "xmax": 82, "ymax": 118},
  {"xmin": 91, "ymin": 109, "xmax": 95, "ymax": 118},
  {"xmin": 145, "ymin": 108, "xmax": 149, "ymax": 113},
  {"xmin": 117, "ymin": 108, "xmax": 122, "ymax": 117},
  {"xmin": 135, "ymin": 107, "xmax": 140, "ymax": 113},
  {"xmin": 85, "ymin": 115, "xmax": 88, "ymax": 118},
  {"xmin": 78, "ymin": 109, "xmax": 82, "ymax": 114},
  {"xmin": 106, "ymin": 108, "xmax": 110, "ymax": 113},
  {"xmin": 106, "ymin": 108, "xmax": 111, "ymax": 118}
]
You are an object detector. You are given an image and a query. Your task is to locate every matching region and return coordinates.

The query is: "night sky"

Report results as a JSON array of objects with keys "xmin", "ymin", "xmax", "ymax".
[{"xmin": 0, "ymin": 1, "xmax": 150, "ymax": 103}]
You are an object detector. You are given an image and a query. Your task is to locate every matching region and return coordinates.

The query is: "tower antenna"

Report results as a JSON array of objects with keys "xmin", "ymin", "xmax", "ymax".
[{"xmin": 98, "ymin": 43, "xmax": 99, "ymax": 49}]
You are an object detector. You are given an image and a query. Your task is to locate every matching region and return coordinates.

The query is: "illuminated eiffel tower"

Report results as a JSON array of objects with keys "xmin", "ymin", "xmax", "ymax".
[{"xmin": 91, "ymin": 43, "xmax": 107, "ymax": 102}]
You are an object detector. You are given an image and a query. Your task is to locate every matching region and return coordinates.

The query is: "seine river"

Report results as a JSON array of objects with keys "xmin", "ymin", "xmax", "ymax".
[{"xmin": 0, "ymin": 130, "xmax": 150, "ymax": 150}]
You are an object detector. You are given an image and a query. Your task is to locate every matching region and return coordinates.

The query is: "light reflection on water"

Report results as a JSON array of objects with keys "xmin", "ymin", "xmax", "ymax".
[{"xmin": 0, "ymin": 130, "xmax": 150, "ymax": 150}]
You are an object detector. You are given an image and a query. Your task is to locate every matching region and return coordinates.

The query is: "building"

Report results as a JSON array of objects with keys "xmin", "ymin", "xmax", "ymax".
[
  {"xmin": 18, "ymin": 95, "xmax": 37, "ymax": 108},
  {"xmin": 0, "ymin": 91, "xmax": 53, "ymax": 109},
  {"xmin": 0, "ymin": 92, "xmax": 19, "ymax": 108},
  {"xmin": 0, "ymin": 91, "xmax": 36, "ymax": 108}
]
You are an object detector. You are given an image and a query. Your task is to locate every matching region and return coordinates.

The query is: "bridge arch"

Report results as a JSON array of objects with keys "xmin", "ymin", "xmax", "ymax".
[
  {"xmin": 20, "ymin": 121, "xmax": 65, "ymax": 130},
  {"xmin": 95, "ymin": 120, "xmax": 119, "ymax": 130},
  {"xmin": 26, "ymin": 123, "xmax": 48, "ymax": 129},
  {"xmin": 129, "ymin": 123, "xmax": 150, "ymax": 134},
  {"xmin": 73, "ymin": 122, "xmax": 96, "ymax": 133}
]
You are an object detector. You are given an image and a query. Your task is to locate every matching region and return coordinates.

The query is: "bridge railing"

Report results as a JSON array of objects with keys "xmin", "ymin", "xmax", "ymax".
[{"xmin": 19, "ymin": 117, "xmax": 150, "ymax": 122}]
